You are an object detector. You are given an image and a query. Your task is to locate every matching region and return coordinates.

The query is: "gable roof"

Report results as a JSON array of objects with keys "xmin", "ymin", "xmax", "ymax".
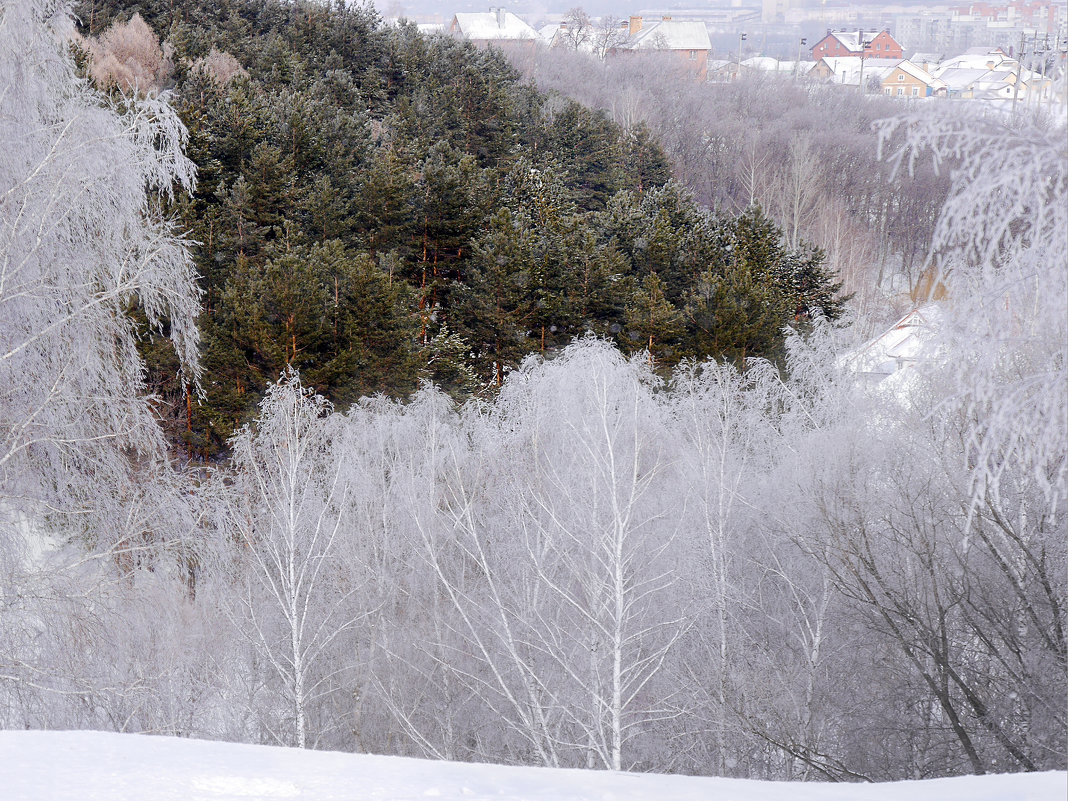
[
  {"xmin": 937, "ymin": 52, "xmax": 1007, "ymax": 71},
  {"xmin": 937, "ymin": 66, "xmax": 993, "ymax": 90},
  {"xmin": 542, "ymin": 22, "xmax": 604, "ymax": 54},
  {"xmin": 742, "ymin": 56, "xmax": 814, "ymax": 73},
  {"xmin": 891, "ymin": 60, "xmax": 947, "ymax": 88},
  {"xmin": 537, "ymin": 23, "xmax": 558, "ymax": 43},
  {"xmin": 844, "ymin": 305, "xmax": 942, "ymax": 384},
  {"xmin": 817, "ymin": 56, "xmax": 902, "ymax": 84},
  {"xmin": 451, "ymin": 11, "xmax": 538, "ymax": 41},
  {"xmin": 983, "ymin": 69, "xmax": 1016, "ymax": 82},
  {"xmin": 826, "ymin": 29, "xmax": 896, "ymax": 53},
  {"xmin": 964, "ymin": 46, "xmax": 1009, "ymax": 57},
  {"xmin": 909, "ymin": 51, "xmax": 944, "ymax": 65},
  {"xmin": 624, "ymin": 20, "xmax": 710, "ymax": 51}
]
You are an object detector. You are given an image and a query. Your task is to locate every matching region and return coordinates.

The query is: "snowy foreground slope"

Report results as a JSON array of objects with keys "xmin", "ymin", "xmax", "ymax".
[{"xmin": 0, "ymin": 731, "xmax": 1063, "ymax": 801}]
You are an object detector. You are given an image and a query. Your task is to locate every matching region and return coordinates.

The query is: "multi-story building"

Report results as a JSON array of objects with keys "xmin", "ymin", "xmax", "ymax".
[{"xmin": 893, "ymin": 1, "xmax": 1064, "ymax": 53}]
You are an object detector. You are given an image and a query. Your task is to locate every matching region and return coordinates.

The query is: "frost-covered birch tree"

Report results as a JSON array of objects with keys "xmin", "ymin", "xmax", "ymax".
[
  {"xmin": 0, "ymin": 0, "xmax": 199, "ymax": 517},
  {"xmin": 357, "ymin": 386, "xmax": 482, "ymax": 761},
  {"xmin": 226, "ymin": 370, "xmax": 365, "ymax": 749},
  {"xmin": 0, "ymin": 0, "xmax": 202, "ymax": 727},
  {"xmin": 668, "ymin": 359, "xmax": 785, "ymax": 774},
  {"xmin": 424, "ymin": 341, "xmax": 686, "ymax": 771}
]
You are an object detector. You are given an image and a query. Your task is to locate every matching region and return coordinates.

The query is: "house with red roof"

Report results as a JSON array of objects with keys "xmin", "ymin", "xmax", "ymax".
[{"xmin": 811, "ymin": 30, "xmax": 903, "ymax": 61}]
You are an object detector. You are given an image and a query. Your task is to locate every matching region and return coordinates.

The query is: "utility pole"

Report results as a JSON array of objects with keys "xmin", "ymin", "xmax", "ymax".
[
  {"xmin": 857, "ymin": 29, "xmax": 868, "ymax": 93},
  {"xmin": 737, "ymin": 31, "xmax": 747, "ymax": 79},
  {"xmin": 1040, "ymin": 34, "xmax": 1051, "ymax": 112},
  {"xmin": 1011, "ymin": 32, "xmax": 1026, "ymax": 120},
  {"xmin": 1026, "ymin": 30, "xmax": 1040, "ymax": 110},
  {"xmin": 795, "ymin": 36, "xmax": 807, "ymax": 79},
  {"xmin": 1062, "ymin": 37, "xmax": 1068, "ymax": 112}
]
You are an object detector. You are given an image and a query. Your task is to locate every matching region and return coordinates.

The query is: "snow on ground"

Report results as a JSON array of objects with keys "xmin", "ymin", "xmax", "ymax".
[{"xmin": 0, "ymin": 731, "xmax": 1063, "ymax": 801}]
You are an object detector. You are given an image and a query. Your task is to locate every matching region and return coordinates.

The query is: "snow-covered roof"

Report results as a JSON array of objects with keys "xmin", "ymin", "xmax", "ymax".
[
  {"xmin": 910, "ymin": 51, "xmax": 944, "ymax": 64},
  {"xmin": 936, "ymin": 66, "xmax": 991, "ymax": 89},
  {"xmin": 742, "ymin": 56, "xmax": 814, "ymax": 73},
  {"xmin": 818, "ymin": 57, "xmax": 901, "ymax": 84},
  {"xmin": 964, "ymin": 45, "xmax": 1008, "ymax": 56},
  {"xmin": 828, "ymin": 29, "xmax": 886, "ymax": 53},
  {"xmin": 891, "ymin": 60, "xmax": 947, "ymax": 88},
  {"xmin": 845, "ymin": 304, "xmax": 943, "ymax": 383},
  {"xmin": 938, "ymin": 52, "xmax": 1007, "ymax": 70},
  {"xmin": 1010, "ymin": 65, "xmax": 1048, "ymax": 84},
  {"xmin": 542, "ymin": 23, "xmax": 603, "ymax": 54},
  {"xmin": 983, "ymin": 69, "xmax": 1016, "ymax": 82},
  {"xmin": 860, "ymin": 58, "xmax": 906, "ymax": 68},
  {"xmin": 451, "ymin": 11, "xmax": 538, "ymax": 41},
  {"xmin": 624, "ymin": 20, "xmax": 711, "ymax": 51}
]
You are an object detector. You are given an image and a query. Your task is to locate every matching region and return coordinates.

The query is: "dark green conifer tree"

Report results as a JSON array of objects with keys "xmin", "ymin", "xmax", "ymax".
[
  {"xmin": 90, "ymin": 0, "xmax": 678, "ymax": 453},
  {"xmin": 682, "ymin": 265, "xmax": 791, "ymax": 364},
  {"xmin": 624, "ymin": 272, "xmax": 684, "ymax": 370}
]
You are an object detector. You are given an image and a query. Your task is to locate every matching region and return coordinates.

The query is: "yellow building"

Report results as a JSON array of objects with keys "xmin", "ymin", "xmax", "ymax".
[{"xmin": 881, "ymin": 61, "xmax": 946, "ymax": 98}]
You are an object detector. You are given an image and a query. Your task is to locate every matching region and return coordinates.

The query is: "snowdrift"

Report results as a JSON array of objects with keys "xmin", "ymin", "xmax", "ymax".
[{"xmin": 0, "ymin": 730, "xmax": 1063, "ymax": 801}]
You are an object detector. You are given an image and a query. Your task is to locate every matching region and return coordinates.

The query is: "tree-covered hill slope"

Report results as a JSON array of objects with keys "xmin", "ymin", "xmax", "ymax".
[{"xmin": 75, "ymin": 0, "xmax": 842, "ymax": 457}]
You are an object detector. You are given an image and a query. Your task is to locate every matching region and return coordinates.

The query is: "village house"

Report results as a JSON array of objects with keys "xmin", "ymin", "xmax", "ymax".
[
  {"xmin": 974, "ymin": 65, "xmax": 1020, "ymax": 92},
  {"xmin": 741, "ymin": 56, "xmax": 817, "ymax": 78},
  {"xmin": 707, "ymin": 59, "xmax": 734, "ymax": 82},
  {"xmin": 612, "ymin": 16, "xmax": 712, "ymax": 81},
  {"xmin": 810, "ymin": 30, "xmax": 904, "ymax": 61},
  {"xmin": 938, "ymin": 46, "xmax": 1010, "ymax": 71},
  {"xmin": 909, "ymin": 51, "xmax": 946, "ymax": 72},
  {"xmin": 933, "ymin": 55, "xmax": 1053, "ymax": 102},
  {"xmin": 881, "ymin": 61, "xmax": 948, "ymax": 97},
  {"xmin": 979, "ymin": 69, "xmax": 1054, "ymax": 101},
  {"xmin": 811, "ymin": 56, "xmax": 902, "ymax": 89},
  {"xmin": 937, "ymin": 66, "xmax": 992, "ymax": 97},
  {"xmin": 449, "ymin": 8, "xmax": 539, "ymax": 56}
]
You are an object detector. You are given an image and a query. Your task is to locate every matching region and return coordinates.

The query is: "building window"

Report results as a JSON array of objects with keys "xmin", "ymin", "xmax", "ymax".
[
  {"xmin": 897, "ymin": 87, "xmax": 904, "ymax": 96},
  {"xmin": 912, "ymin": 86, "xmax": 920, "ymax": 96},
  {"xmin": 898, "ymin": 74, "xmax": 905, "ymax": 80},
  {"xmin": 690, "ymin": 50, "xmax": 698, "ymax": 60}
]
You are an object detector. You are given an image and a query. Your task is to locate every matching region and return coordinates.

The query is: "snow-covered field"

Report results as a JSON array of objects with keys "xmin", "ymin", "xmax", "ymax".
[{"xmin": 0, "ymin": 731, "xmax": 1063, "ymax": 801}]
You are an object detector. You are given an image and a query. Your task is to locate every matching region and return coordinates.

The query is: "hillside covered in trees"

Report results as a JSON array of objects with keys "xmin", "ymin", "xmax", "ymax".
[
  {"xmin": 1, "ymin": 0, "xmax": 1063, "ymax": 788},
  {"xmin": 73, "ymin": 0, "xmax": 843, "ymax": 457}
]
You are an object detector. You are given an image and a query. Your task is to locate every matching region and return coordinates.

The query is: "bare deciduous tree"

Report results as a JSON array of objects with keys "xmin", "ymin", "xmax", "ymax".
[
  {"xmin": 418, "ymin": 342, "xmax": 686, "ymax": 770},
  {"xmin": 75, "ymin": 12, "xmax": 174, "ymax": 93},
  {"xmin": 225, "ymin": 370, "xmax": 366, "ymax": 749}
]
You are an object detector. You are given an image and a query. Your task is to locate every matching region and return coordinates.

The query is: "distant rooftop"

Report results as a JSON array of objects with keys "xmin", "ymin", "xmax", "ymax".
[
  {"xmin": 451, "ymin": 9, "xmax": 538, "ymax": 41},
  {"xmin": 623, "ymin": 18, "xmax": 711, "ymax": 51},
  {"xmin": 829, "ymin": 29, "xmax": 890, "ymax": 53}
]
